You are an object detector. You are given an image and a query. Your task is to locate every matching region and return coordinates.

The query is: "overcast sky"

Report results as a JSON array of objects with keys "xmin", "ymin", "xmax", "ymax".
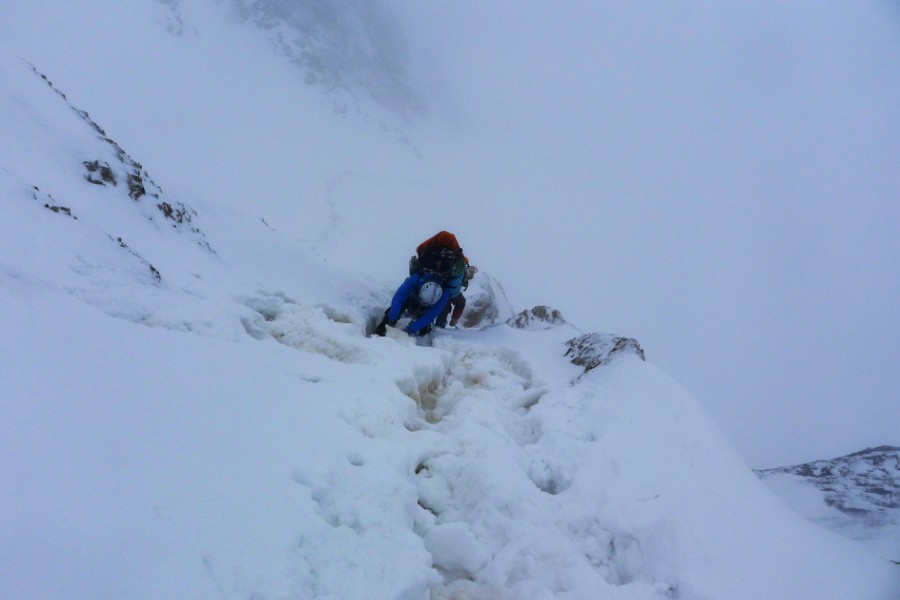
[{"xmin": 387, "ymin": 1, "xmax": 900, "ymax": 468}]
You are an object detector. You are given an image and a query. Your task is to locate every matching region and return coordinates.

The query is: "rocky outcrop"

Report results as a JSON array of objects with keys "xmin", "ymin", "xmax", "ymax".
[
  {"xmin": 457, "ymin": 271, "xmax": 514, "ymax": 329},
  {"xmin": 507, "ymin": 305, "xmax": 567, "ymax": 330},
  {"xmin": 564, "ymin": 333, "xmax": 645, "ymax": 374},
  {"xmin": 84, "ymin": 160, "xmax": 117, "ymax": 187},
  {"xmin": 30, "ymin": 64, "xmax": 211, "ymax": 251},
  {"xmin": 32, "ymin": 186, "xmax": 76, "ymax": 220},
  {"xmin": 757, "ymin": 446, "xmax": 900, "ymax": 520},
  {"xmin": 111, "ymin": 236, "xmax": 162, "ymax": 283}
]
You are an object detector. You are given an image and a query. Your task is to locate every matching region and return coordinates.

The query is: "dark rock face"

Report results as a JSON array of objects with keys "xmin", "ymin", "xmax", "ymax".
[
  {"xmin": 84, "ymin": 160, "xmax": 117, "ymax": 186},
  {"xmin": 44, "ymin": 204, "xmax": 75, "ymax": 218},
  {"xmin": 564, "ymin": 333, "xmax": 645, "ymax": 374},
  {"xmin": 32, "ymin": 186, "xmax": 77, "ymax": 219},
  {"xmin": 757, "ymin": 446, "xmax": 900, "ymax": 522}
]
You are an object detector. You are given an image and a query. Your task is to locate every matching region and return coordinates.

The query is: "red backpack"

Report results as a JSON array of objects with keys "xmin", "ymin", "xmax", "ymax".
[{"xmin": 410, "ymin": 231, "xmax": 465, "ymax": 279}]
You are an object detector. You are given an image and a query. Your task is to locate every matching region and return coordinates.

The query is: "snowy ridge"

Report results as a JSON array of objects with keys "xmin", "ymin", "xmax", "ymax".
[{"xmin": 2, "ymin": 3, "xmax": 899, "ymax": 599}]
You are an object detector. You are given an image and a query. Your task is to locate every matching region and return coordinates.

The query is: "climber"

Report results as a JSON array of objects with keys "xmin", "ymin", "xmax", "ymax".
[
  {"xmin": 374, "ymin": 271, "xmax": 450, "ymax": 337},
  {"xmin": 375, "ymin": 231, "xmax": 470, "ymax": 337},
  {"xmin": 409, "ymin": 231, "xmax": 471, "ymax": 326}
]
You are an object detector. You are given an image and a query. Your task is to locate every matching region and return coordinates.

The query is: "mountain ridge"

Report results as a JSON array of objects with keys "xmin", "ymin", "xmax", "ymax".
[{"xmin": 758, "ymin": 445, "xmax": 900, "ymax": 563}]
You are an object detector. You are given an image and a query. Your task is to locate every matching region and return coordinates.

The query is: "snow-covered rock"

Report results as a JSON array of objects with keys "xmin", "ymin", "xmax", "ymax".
[
  {"xmin": 507, "ymin": 305, "xmax": 568, "ymax": 330},
  {"xmin": 459, "ymin": 270, "xmax": 515, "ymax": 329},
  {"xmin": 565, "ymin": 332, "xmax": 646, "ymax": 374},
  {"xmin": 758, "ymin": 446, "xmax": 900, "ymax": 563}
]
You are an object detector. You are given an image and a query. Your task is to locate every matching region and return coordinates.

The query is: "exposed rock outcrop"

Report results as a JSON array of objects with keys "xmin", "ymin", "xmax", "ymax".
[
  {"xmin": 757, "ymin": 446, "xmax": 900, "ymax": 520},
  {"xmin": 29, "ymin": 63, "xmax": 211, "ymax": 251},
  {"xmin": 564, "ymin": 332, "xmax": 646, "ymax": 374}
]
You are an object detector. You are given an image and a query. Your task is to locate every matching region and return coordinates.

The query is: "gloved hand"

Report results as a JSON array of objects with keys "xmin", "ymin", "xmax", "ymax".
[
  {"xmin": 408, "ymin": 324, "xmax": 431, "ymax": 337},
  {"xmin": 375, "ymin": 313, "xmax": 399, "ymax": 336}
]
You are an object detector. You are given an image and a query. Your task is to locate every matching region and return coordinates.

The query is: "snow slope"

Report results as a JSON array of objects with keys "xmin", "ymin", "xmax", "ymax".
[{"xmin": 2, "ymin": 2, "xmax": 898, "ymax": 599}]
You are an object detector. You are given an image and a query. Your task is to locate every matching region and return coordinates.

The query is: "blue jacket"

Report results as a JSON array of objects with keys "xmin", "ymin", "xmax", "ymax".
[{"xmin": 388, "ymin": 273, "xmax": 451, "ymax": 334}]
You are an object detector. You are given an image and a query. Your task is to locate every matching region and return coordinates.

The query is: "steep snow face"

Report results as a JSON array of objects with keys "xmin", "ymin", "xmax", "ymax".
[
  {"xmin": 758, "ymin": 446, "xmax": 900, "ymax": 563},
  {"xmin": 2, "ymin": 4, "xmax": 900, "ymax": 600}
]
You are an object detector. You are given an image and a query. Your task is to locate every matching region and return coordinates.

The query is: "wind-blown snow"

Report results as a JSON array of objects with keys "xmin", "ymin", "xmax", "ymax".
[{"xmin": 1, "ymin": 2, "xmax": 898, "ymax": 599}]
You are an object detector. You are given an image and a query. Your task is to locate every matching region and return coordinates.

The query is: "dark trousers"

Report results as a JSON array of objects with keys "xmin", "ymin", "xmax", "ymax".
[{"xmin": 436, "ymin": 294, "xmax": 466, "ymax": 327}]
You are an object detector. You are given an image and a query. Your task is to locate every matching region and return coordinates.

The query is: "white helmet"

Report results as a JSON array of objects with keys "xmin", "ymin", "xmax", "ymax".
[{"xmin": 418, "ymin": 281, "xmax": 443, "ymax": 306}]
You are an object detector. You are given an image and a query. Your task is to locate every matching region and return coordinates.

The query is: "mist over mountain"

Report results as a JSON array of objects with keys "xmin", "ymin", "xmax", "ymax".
[
  {"xmin": 2, "ymin": 2, "xmax": 898, "ymax": 599},
  {"xmin": 225, "ymin": 0, "xmax": 425, "ymax": 118}
]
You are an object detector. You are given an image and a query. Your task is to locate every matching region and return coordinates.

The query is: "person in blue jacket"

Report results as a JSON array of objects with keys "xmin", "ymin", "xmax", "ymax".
[{"xmin": 374, "ymin": 272, "xmax": 450, "ymax": 337}]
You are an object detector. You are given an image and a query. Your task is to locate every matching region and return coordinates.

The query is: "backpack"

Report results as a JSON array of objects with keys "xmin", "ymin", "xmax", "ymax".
[{"xmin": 415, "ymin": 245, "xmax": 462, "ymax": 279}]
